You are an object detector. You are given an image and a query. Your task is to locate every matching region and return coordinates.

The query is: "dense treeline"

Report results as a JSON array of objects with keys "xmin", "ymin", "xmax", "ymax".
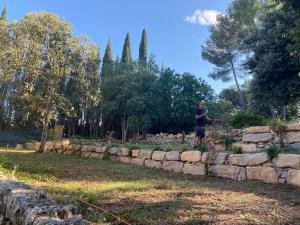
[
  {"xmin": 209, "ymin": 0, "xmax": 300, "ymax": 119},
  {"xmin": 1, "ymin": 0, "xmax": 300, "ymax": 150}
]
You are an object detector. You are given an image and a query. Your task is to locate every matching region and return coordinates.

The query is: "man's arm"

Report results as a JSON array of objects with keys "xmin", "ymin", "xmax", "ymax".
[{"xmin": 195, "ymin": 112, "xmax": 207, "ymax": 119}]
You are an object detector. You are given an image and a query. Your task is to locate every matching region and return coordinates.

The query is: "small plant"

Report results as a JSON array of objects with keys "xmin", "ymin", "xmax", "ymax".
[
  {"xmin": 270, "ymin": 119, "xmax": 288, "ymax": 148},
  {"xmin": 164, "ymin": 145, "xmax": 173, "ymax": 152},
  {"xmin": 266, "ymin": 143, "xmax": 281, "ymax": 160},
  {"xmin": 231, "ymin": 143, "xmax": 243, "ymax": 154},
  {"xmin": 126, "ymin": 144, "xmax": 141, "ymax": 151},
  {"xmin": 153, "ymin": 145, "xmax": 163, "ymax": 151},
  {"xmin": 181, "ymin": 131, "xmax": 186, "ymax": 144},
  {"xmin": 230, "ymin": 112, "xmax": 267, "ymax": 129},
  {"xmin": 197, "ymin": 144, "xmax": 208, "ymax": 153},
  {"xmin": 223, "ymin": 135, "xmax": 234, "ymax": 151}
]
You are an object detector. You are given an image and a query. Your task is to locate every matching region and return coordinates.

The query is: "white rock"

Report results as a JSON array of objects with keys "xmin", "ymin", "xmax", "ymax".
[
  {"xmin": 120, "ymin": 157, "xmax": 131, "ymax": 164},
  {"xmin": 165, "ymin": 151, "xmax": 181, "ymax": 161},
  {"xmin": 138, "ymin": 150, "xmax": 153, "ymax": 159},
  {"xmin": 108, "ymin": 147, "xmax": 120, "ymax": 155},
  {"xmin": 162, "ymin": 161, "xmax": 184, "ymax": 172},
  {"xmin": 117, "ymin": 147, "xmax": 129, "ymax": 156},
  {"xmin": 243, "ymin": 126, "xmax": 271, "ymax": 134},
  {"xmin": 181, "ymin": 151, "xmax": 201, "ymax": 162},
  {"xmin": 242, "ymin": 133, "xmax": 273, "ymax": 143},
  {"xmin": 209, "ymin": 165, "xmax": 246, "ymax": 180},
  {"xmin": 285, "ymin": 132, "xmax": 300, "ymax": 144},
  {"xmin": 152, "ymin": 151, "xmax": 166, "ymax": 161},
  {"xmin": 145, "ymin": 159, "xmax": 163, "ymax": 169},
  {"xmin": 286, "ymin": 169, "xmax": 300, "ymax": 187},
  {"xmin": 246, "ymin": 166, "xmax": 279, "ymax": 184},
  {"xmin": 183, "ymin": 163, "xmax": 206, "ymax": 176},
  {"xmin": 273, "ymin": 154, "xmax": 300, "ymax": 169},
  {"xmin": 241, "ymin": 143, "xmax": 258, "ymax": 153},
  {"xmin": 286, "ymin": 123, "xmax": 300, "ymax": 131},
  {"xmin": 228, "ymin": 153, "xmax": 269, "ymax": 166}
]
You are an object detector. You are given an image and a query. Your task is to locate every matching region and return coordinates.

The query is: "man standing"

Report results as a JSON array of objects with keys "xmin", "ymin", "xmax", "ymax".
[{"xmin": 195, "ymin": 101, "xmax": 211, "ymax": 147}]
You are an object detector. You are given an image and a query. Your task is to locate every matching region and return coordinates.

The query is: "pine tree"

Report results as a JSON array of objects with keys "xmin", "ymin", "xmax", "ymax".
[
  {"xmin": 0, "ymin": 7, "xmax": 7, "ymax": 22},
  {"xmin": 121, "ymin": 32, "xmax": 132, "ymax": 64},
  {"xmin": 102, "ymin": 38, "xmax": 113, "ymax": 77},
  {"xmin": 139, "ymin": 29, "xmax": 148, "ymax": 64}
]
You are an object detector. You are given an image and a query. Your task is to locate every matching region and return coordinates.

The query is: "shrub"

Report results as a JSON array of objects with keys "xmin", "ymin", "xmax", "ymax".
[
  {"xmin": 231, "ymin": 143, "xmax": 243, "ymax": 154},
  {"xmin": 126, "ymin": 144, "xmax": 141, "ymax": 151},
  {"xmin": 230, "ymin": 112, "xmax": 267, "ymax": 129},
  {"xmin": 197, "ymin": 145, "xmax": 208, "ymax": 153},
  {"xmin": 153, "ymin": 145, "xmax": 163, "ymax": 151},
  {"xmin": 223, "ymin": 136, "xmax": 234, "ymax": 151},
  {"xmin": 266, "ymin": 143, "xmax": 281, "ymax": 160},
  {"xmin": 270, "ymin": 119, "xmax": 287, "ymax": 148}
]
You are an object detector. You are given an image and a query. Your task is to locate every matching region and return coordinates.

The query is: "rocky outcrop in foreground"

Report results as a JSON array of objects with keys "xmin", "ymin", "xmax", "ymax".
[{"xmin": 0, "ymin": 179, "xmax": 87, "ymax": 225}]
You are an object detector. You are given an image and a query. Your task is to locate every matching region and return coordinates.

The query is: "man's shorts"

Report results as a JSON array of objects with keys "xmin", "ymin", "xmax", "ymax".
[{"xmin": 196, "ymin": 127, "xmax": 205, "ymax": 139}]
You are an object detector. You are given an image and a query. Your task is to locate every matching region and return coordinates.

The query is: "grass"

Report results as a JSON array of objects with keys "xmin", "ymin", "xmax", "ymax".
[{"xmin": 0, "ymin": 148, "xmax": 300, "ymax": 225}]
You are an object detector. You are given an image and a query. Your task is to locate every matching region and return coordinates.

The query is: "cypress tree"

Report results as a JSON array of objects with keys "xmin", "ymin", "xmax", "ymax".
[
  {"xmin": 0, "ymin": 7, "xmax": 7, "ymax": 22},
  {"xmin": 121, "ymin": 32, "xmax": 132, "ymax": 64},
  {"xmin": 102, "ymin": 38, "xmax": 113, "ymax": 77},
  {"xmin": 139, "ymin": 29, "xmax": 148, "ymax": 64}
]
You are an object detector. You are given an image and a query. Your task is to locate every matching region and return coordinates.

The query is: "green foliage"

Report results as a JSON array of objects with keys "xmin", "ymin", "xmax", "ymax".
[
  {"xmin": 153, "ymin": 145, "xmax": 163, "ymax": 151},
  {"xmin": 231, "ymin": 143, "xmax": 243, "ymax": 154},
  {"xmin": 102, "ymin": 38, "xmax": 113, "ymax": 77},
  {"xmin": 270, "ymin": 119, "xmax": 288, "ymax": 148},
  {"xmin": 139, "ymin": 29, "xmax": 148, "ymax": 64},
  {"xmin": 266, "ymin": 143, "xmax": 281, "ymax": 160},
  {"xmin": 223, "ymin": 136, "xmax": 234, "ymax": 151},
  {"xmin": 197, "ymin": 145, "xmax": 208, "ymax": 153},
  {"xmin": 0, "ymin": 7, "xmax": 7, "ymax": 22},
  {"xmin": 230, "ymin": 112, "xmax": 267, "ymax": 129},
  {"xmin": 121, "ymin": 32, "xmax": 132, "ymax": 64}
]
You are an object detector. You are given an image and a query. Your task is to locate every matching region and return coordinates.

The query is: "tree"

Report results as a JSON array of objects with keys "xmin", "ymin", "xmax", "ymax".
[
  {"xmin": 139, "ymin": 29, "xmax": 148, "ymax": 65},
  {"xmin": 246, "ymin": 9, "xmax": 300, "ymax": 119},
  {"xmin": 0, "ymin": 7, "xmax": 7, "ymax": 22},
  {"xmin": 102, "ymin": 38, "xmax": 113, "ymax": 77},
  {"xmin": 219, "ymin": 87, "xmax": 246, "ymax": 110},
  {"xmin": 121, "ymin": 32, "xmax": 132, "ymax": 64},
  {"xmin": 202, "ymin": 14, "xmax": 246, "ymax": 110}
]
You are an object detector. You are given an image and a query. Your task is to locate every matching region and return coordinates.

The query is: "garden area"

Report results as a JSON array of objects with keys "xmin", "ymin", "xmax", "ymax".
[{"xmin": 0, "ymin": 149, "xmax": 300, "ymax": 225}]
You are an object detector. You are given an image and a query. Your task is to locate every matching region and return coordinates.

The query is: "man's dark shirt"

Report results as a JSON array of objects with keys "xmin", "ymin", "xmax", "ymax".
[{"xmin": 195, "ymin": 108, "xmax": 206, "ymax": 127}]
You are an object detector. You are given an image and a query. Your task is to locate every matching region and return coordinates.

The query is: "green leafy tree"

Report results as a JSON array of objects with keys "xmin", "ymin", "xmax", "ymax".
[
  {"xmin": 0, "ymin": 7, "xmax": 7, "ymax": 22},
  {"xmin": 121, "ymin": 32, "xmax": 132, "ymax": 64}
]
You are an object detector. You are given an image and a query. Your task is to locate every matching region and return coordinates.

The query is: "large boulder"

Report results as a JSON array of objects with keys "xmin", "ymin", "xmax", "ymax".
[
  {"xmin": 108, "ymin": 147, "xmax": 120, "ymax": 155},
  {"xmin": 165, "ymin": 151, "xmax": 181, "ymax": 161},
  {"xmin": 243, "ymin": 126, "xmax": 271, "ymax": 134},
  {"xmin": 286, "ymin": 123, "xmax": 300, "ymax": 131},
  {"xmin": 241, "ymin": 143, "xmax": 258, "ymax": 153},
  {"xmin": 120, "ymin": 157, "xmax": 131, "ymax": 164},
  {"xmin": 246, "ymin": 166, "xmax": 279, "ymax": 184},
  {"xmin": 207, "ymin": 153, "xmax": 228, "ymax": 165},
  {"xmin": 130, "ymin": 158, "xmax": 145, "ymax": 166},
  {"xmin": 162, "ymin": 161, "xmax": 184, "ymax": 172},
  {"xmin": 285, "ymin": 132, "xmax": 300, "ymax": 144},
  {"xmin": 228, "ymin": 153, "xmax": 269, "ymax": 166},
  {"xmin": 209, "ymin": 165, "xmax": 246, "ymax": 180},
  {"xmin": 183, "ymin": 163, "xmax": 206, "ymax": 176},
  {"xmin": 94, "ymin": 146, "xmax": 106, "ymax": 153},
  {"xmin": 181, "ymin": 151, "xmax": 201, "ymax": 163},
  {"xmin": 273, "ymin": 154, "xmax": 300, "ymax": 169},
  {"xmin": 242, "ymin": 133, "xmax": 273, "ymax": 143},
  {"xmin": 131, "ymin": 149, "xmax": 140, "ymax": 157},
  {"xmin": 286, "ymin": 169, "xmax": 300, "ymax": 187},
  {"xmin": 116, "ymin": 147, "xmax": 129, "ymax": 156},
  {"xmin": 145, "ymin": 159, "xmax": 163, "ymax": 169},
  {"xmin": 152, "ymin": 151, "xmax": 166, "ymax": 161},
  {"xmin": 138, "ymin": 150, "xmax": 153, "ymax": 159}
]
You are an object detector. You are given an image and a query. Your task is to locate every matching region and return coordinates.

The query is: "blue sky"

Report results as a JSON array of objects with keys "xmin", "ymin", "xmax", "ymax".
[{"xmin": 1, "ymin": 0, "xmax": 245, "ymax": 93}]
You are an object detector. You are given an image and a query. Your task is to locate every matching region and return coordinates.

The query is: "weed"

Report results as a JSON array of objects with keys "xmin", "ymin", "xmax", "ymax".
[
  {"xmin": 231, "ymin": 143, "xmax": 243, "ymax": 154},
  {"xmin": 266, "ymin": 143, "xmax": 281, "ymax": 160}
]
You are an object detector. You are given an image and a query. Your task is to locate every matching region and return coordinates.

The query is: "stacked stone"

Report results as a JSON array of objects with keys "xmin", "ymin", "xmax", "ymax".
[
  {"xmin": 0, "ymin": 179, "xmax": 87, "ymax": 225},
  {"xmin": 241, "ymin": 126, "xmax": 273, "ymax": 153},
  {"xmin": 285, "ymin": 123, "xmax": 300, "ymax": 150}
]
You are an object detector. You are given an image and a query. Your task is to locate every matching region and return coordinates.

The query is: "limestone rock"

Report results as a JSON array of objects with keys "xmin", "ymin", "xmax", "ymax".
[
  {"xmin": 165, "ymin": 151, "xmax": 181, "ymax": 161},
  {"xmin": 287, "ymin": 143, "xmax": 300, "ymax": 151},
  {"xmin": 243, "ymin": 126, "xmax": 270, "ymax": 134},
  {"xmin": 116, "ymin": 147, "xmax": 129, "ymax": 156},
  {"xmin": 131, "ymin": 149, "xmax": 140, "ymax": 157},
  {"xmin": 241, "ymin": 143, "xmax": 258, "ymax": 153},
  {"xmin": 138, "ymin": 150, "xmax": 153, "ymax": 159},
  {"xmin": 214, "ymin": 144, "xmax": 225, "ymax": 151},
  {"xmin": 145, "ymin": 159, "xmax": 163, "ymax": 169},
  {"xmin": 152, "ymin": 151, "xmax": 166, "ymax": 161},
  {"xmin": 285, "ymin": 132, "xmax": 300, "ymax": 144},
  {"xmin": 130, "ymin": 158, "xmax": 145, "ymax": 166},
  {"xmin": 181, "ymin": 151, "xmax": 201, "ymax": 162},
  {"xmin": 286, "ymin": 123, "xmax": 300, "ymax": 131},
  {"xmin": 273, "ymin": 154, "xmax": 300, "ymax": 169},
  {"xmin": 208, "ymin": 153, "xmax": 228, "ymax": 165},
  {"xmin": 183, "ymin": 163, "xmax": 206, "ymax": 176},
  {"xmin": 201, "ymin": 152, "xmax": 208, "ymax": 163},
  {"xmin": 109, "ymin": 155, "xmax": 120, "ymax": 161},
  {"xmin": 209, "ymin": 165, "xmax": 246, "ymax": 180},
  {"xmin": 228, "ymin": 153, "xmax": 269, "ymax": 166},
  {"xmin": 108, "ymin": 147, "xmax": 121, "ymax": 155},
  {"xmin": 242, "ymin": 133, "xmax": 273, "ymax": 143},
  {"xmin": 162, "ymin": 161, "xmax": 184, "ymax": 172},
  {"xmin": 246, "ymin": 166, "xmax": 279, "ymax": 184},
  {"xmin": 286, "ymin": 169, "xmax": 300, "ymax": 187},
  {"xmin": 120, "ymin": 157, "xmax": 131, "ymax": 164}
]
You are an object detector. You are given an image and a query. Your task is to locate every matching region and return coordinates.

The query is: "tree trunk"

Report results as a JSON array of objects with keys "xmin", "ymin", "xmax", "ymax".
[
  {"xmin": 38, "ymin": 106, "xmax": 51, "ymax": 153},
  {"xmin": 270, "ymin": 105, "xmax": 276, "ymax": 119},
  {"xmin": 231, "ymin": 60, "xmax": 245, "ymax": 111},
  {"xmin": 281, "ymin": 106, "xmax": 287, "ymax": 120},
  {"xmin": 121, "ymin": 114, "xmax": 128, "ymax": 143}
]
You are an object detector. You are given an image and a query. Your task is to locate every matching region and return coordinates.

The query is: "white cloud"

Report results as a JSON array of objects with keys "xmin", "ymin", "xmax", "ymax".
[{"xmin": 185, "ymin": 9, "xmax": 221, "ymax": 26}]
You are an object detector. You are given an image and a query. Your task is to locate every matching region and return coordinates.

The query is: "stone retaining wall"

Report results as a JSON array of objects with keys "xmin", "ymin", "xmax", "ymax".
[
  {"xmin": 0, "ymin": 179, "xmax": 87, "ymax": 225},
  {"xmin": 39, "ymin": 141, "xmax": 300, "ymax": 188}
]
